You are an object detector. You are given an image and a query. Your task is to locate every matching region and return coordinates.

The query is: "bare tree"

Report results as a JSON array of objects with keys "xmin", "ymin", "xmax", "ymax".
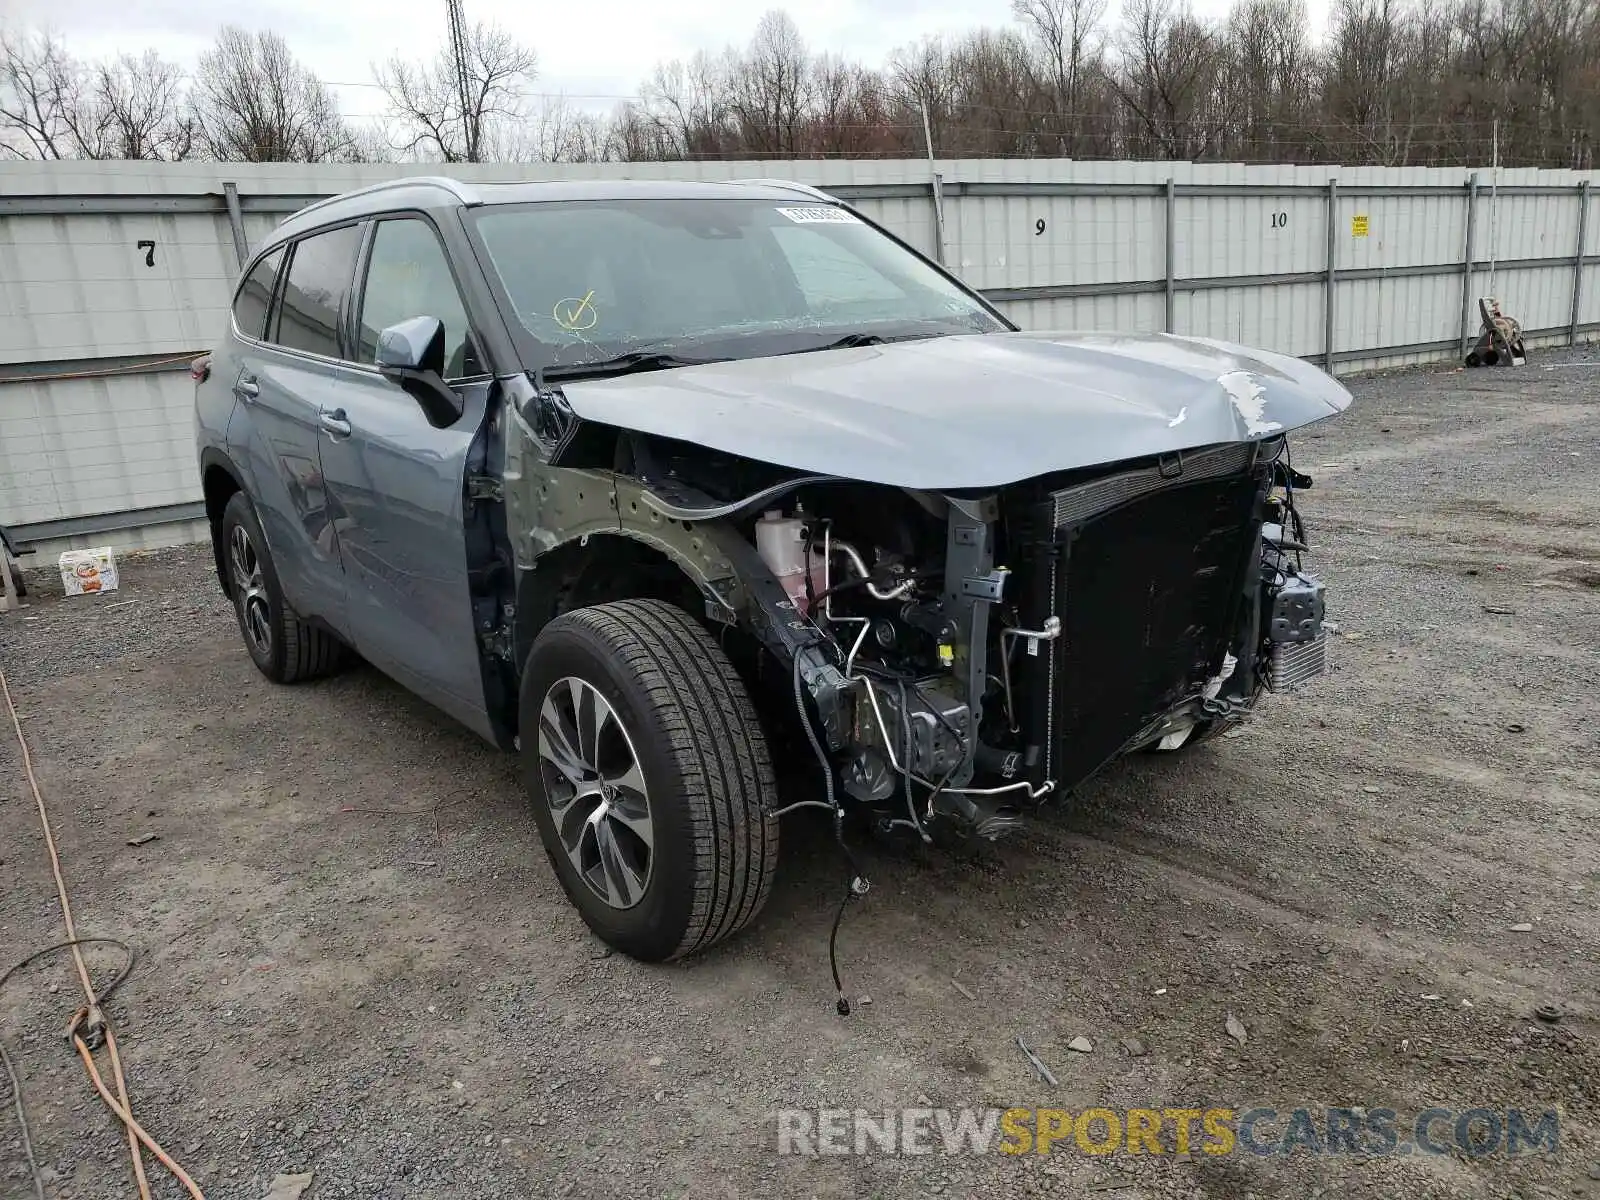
[
  {"xmin": 1227, "ymin": 0, "xmax": 1315, "ymax": 160},
  {"xmin": 1323, "ymin": 0, "xmax": 1433, "ymax": 162},
  {"xmin": 725, "ymin": 11, "xmax": 813, "ymax": 155},
  {"xmin": 545, "ymin": 104, "xmax": 612, "ymax": 162},
  {"xmin": 1013, "ymin": 0, "xmax": 1110, "ymax": 151},
  {"xmin": 498, "ymin": 94, "xmax": 613, "ymax": 162},
  {"xmin": 810, "ymin": 54, "xmax": 893, "ymax": 155},
  {"xmin": 0, "ymin": 28, "xmax": 80, "ymax": 159},
  {"xmin": 1113, "ymin": 0, "xmax": 1237, "ymax": 159},
  {"xmin": 344, "ymin": 121, "xmax": 398, "ymax": 165},
  {"xmin": 636, "ymin": 53, "xmax": 731, "ymax": 158},
  {"xmin": 888, "ymin": 38, "xmax": 961, "ymax": 154},
  {"xmin": 18, "ymin": 0, "xmax": 1600, "ymax": 171},
  {"xmin": 606, "ymin": 101, "xmax": 678, "ymax": 160},
  {"xmin": 75, "ymin": 51, "xmax": 194, "ymax": 160},
  {"xmin": 948, "ymin": 28, "xmax": 1048, "ymax": 155},
  {"xmin": 375, "ymin": 21, "xmax": 537, "ymax": 162},
  {"xmin": 192, "ymin": 27, "xmax": 355, "ymax": 162},
  {"xmin": 588, "ymin": 0, "xmax": 1600, "ymax": 168}
]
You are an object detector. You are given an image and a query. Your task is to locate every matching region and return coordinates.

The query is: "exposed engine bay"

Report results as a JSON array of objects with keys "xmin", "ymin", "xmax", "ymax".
[
  {"xmin": 713, "ymin": 439, "xmax": 1327, "ymax": 842},
  {"xmin": 504, "ymin": 415, "xmax": 1331, "ymax": 847}
]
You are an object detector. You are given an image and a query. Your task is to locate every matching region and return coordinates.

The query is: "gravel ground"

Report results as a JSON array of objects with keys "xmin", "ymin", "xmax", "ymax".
[{"xmin": 2, "ymin": 352, "xmax": 1598, "ymax": 1200}]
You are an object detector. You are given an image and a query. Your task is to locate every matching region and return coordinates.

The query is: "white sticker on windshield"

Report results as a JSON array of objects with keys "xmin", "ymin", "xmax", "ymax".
[{"xmin": 776, "ymin": 206, "xmax": 859, "ymax": 224}]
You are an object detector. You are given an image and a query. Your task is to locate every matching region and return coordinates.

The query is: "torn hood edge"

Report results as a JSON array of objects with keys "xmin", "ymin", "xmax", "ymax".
[{"xmin": 552, "ymin": 330, "xmax": 1354, "ymax": 491}]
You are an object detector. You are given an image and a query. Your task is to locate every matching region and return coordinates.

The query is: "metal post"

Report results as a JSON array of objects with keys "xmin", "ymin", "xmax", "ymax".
[
  {"xmin": 919, "ymin": 101, "xmax": 946, "ymax": 266},
  {"xmin": 1487, "ymin": 121, "xmax": 1500, "ymax": 298},
  {"xmin": 1570, "ymin": 180, "xmax": 1590, "ymax": 346},
  {"xmin": 1460, "ymin": 173, "xmax": 1479, "ymax": 358},
  {"xmin": 222, "ymin": 181, "xmax": 248, "ymax": 269},
  {"xmin": 1324, "ymin": 178, "xmax": 1338, "ymax": 372},
  {"xmin": 930, "ymin": 172, "xmax": 947, "ymax": 267},
  {"xmin": 1164, "ymin": 177, "xmax": 1176, "ymax": 333}
]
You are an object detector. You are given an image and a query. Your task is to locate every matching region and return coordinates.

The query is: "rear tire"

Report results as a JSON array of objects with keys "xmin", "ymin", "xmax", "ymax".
[
  {"xmin": 520, "ymin": 600, "xmax": 779, "ymax": 961},
  {"xmin": 220, "ymin": 492, "xmax": 346, "ymax": 684}
]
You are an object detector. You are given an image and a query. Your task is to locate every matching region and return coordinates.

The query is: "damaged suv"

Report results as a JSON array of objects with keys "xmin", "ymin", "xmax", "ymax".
[{"xmin": 195, "ymin": 177, "xmax": 1349, "ymax": 962}]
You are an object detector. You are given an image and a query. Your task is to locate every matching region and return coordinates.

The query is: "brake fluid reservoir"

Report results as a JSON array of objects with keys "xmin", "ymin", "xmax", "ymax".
[{"xmin": 755, "ymin": 510, "xmax": 824, "ymax": 611}]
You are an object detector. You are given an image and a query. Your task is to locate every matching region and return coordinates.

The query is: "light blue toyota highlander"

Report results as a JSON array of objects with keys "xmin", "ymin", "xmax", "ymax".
[{"xmin": 194, "ymin": 176, "xmax": 1348, "ymax": 966}]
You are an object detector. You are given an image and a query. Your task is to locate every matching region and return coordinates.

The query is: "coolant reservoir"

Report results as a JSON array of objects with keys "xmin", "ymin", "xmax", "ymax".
[{"xmin": 755, "ymin": 509, "xmax": 825, "ymax": 611}]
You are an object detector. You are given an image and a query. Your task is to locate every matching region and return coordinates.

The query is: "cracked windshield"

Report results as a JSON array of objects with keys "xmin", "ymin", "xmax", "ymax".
[{"xmin": 470, "ymin": 197, "xmax": 1004, "ymax": 372}]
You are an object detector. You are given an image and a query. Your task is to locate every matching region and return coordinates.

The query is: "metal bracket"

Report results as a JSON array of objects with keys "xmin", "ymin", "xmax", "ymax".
[
  {"xmin": 467, "ymin": 474, "xmax": 503, "ymax": 502},
  {"xmin": 941, "ymin": 497, "xmax": 1000, "ymax": 787},
  {"xmin": 480, "ymin": 622, "xmax": 514, "ymax": 660},
  {"xmin": 700, "ymin": 575, "xmax": 739, "ymax": 626},
  {"xmin": 960, "ymin": 568, "xmax": 1009, "ymax": 602}
]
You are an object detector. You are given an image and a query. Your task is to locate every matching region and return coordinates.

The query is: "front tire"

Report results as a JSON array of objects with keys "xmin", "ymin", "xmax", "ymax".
[
  {"xmin": 220, "ymin": 492, "xmax": 345, "ymax": 684},
  {"xmin": 520, "ymin": 600, "xmax": 779, "ymax": 961}
]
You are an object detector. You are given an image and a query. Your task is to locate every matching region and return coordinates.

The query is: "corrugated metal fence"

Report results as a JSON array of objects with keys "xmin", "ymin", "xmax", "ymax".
[{"xmin": 4, "ymin": 157, "xmax": 1599, "ymax": 554}]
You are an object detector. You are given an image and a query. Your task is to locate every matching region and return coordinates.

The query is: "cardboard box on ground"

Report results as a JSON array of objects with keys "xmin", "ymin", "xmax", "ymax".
[{"xmin": 59, "ymin": 548, "xmax": 119, "ymax": 596}]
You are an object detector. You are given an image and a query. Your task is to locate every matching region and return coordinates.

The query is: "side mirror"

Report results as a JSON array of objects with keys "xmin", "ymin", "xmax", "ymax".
[{"xmin": 376, "ymin": 316, "xmax": 463, "ymax": 427}]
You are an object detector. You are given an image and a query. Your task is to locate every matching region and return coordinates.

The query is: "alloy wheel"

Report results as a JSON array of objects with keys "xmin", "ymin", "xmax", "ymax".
[
  {"xmin": 536, "ymin": 677, "xmax": 655, "ymax": 910},
  {"xmin": 229, "ymin": 524, "xmax": 272, "ymax": 657}
]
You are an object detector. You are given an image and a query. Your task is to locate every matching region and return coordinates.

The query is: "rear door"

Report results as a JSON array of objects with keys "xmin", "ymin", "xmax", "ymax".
[
  {"xmin": 314, "ymin": 213, "xmax": 496, "ymax": 739},
  {"xmin": 231, "ymin": 223, "xmax": 365, "ymax": 632}
]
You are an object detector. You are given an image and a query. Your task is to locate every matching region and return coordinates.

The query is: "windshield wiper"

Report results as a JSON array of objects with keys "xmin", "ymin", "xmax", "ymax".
[
  {"xmin": 783, "ymin": 328, "xmax": 955, "ymax": 356},
  {"xmin": 542, "ymin": 350, "xmax": 725, "ymax": 383},
  {"xmin": 808, "ymin": 332, "xmax": 888, "ymax": 350}
]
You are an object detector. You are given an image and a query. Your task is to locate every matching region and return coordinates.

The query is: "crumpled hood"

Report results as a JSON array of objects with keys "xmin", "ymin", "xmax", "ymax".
[{"xmin": 557, "ymin": 331, "xmax": 1353, "ymax": 490}]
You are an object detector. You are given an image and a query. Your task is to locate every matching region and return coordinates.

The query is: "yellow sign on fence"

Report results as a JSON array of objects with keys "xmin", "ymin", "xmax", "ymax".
[{"xmin": 1352, "ymin": 215, "xmax": 1370, "ymax": 237}]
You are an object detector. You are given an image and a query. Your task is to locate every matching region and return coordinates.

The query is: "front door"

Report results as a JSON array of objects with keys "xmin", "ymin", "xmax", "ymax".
[{"xmin": 315, "ymin": 215, "xmax": 496, "ymax": 740}]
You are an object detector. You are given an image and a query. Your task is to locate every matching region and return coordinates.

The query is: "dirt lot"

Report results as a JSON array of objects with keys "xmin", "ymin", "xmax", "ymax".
[{"xmin": 3, "ymin": 353, "xmax": 1598, "ymax": 1200}]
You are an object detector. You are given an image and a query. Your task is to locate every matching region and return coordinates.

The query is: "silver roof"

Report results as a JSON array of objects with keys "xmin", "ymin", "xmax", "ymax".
[{"xmin": 266, "ymin": 175, "xmax": 837, "ymax": 249}]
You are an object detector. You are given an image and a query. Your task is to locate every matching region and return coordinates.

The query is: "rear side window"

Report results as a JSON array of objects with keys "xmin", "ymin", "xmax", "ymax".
[
  {"xmin": 233, "ymin": 247, "xmax": 284, "ymax": 340},
  {"xmin": 275, "ymin": 224, "xmax": 363, "ymax": 359}
]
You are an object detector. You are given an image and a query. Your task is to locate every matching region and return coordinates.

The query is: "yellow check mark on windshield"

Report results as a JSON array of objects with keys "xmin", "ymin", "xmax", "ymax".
[{"xmin": 554, "ymin": 290, "xmax": 597, "ymax": 331}]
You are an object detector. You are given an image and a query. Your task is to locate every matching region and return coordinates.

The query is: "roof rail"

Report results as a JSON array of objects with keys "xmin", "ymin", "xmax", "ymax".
[
  {"xmin": 285, "ymin": 175, "xmax": 479, "ymax": 222},
  {"xmin": 723, "ymin": 178, "xmax": 835, "ymax": 202}
]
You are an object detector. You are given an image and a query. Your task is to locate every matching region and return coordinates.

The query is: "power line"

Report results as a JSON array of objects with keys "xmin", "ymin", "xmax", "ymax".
[{"xmin": 325, "ymin": 79, "xmax": 645, "ymax": 101}]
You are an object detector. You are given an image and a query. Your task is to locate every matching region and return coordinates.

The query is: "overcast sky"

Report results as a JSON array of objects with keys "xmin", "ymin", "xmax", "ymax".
[{"xmin": 8, "ymin": 0, "xmax": 1332, "ymax": 117}]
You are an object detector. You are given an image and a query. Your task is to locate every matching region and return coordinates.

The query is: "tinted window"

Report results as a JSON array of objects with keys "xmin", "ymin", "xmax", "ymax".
[
  {"xmin": 357, "ymin": 218, "xmax": 483, "ymax": 379},
  {"xmin": 275, "ymin": 224, "xmax": 362, "ymax": 359},
  {"xmin": 233, "ymin": 247, "xmax": 284, "ymax": 340}
]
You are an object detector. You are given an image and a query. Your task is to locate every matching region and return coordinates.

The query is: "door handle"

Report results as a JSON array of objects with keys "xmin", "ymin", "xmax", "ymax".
[
  {"xmin": 319, "ymin": 408, "xmax": 351, "ymax": 438},
  {"xmin": 232, "ymin": 374, "xmax": 259, "ymax": 401}
]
